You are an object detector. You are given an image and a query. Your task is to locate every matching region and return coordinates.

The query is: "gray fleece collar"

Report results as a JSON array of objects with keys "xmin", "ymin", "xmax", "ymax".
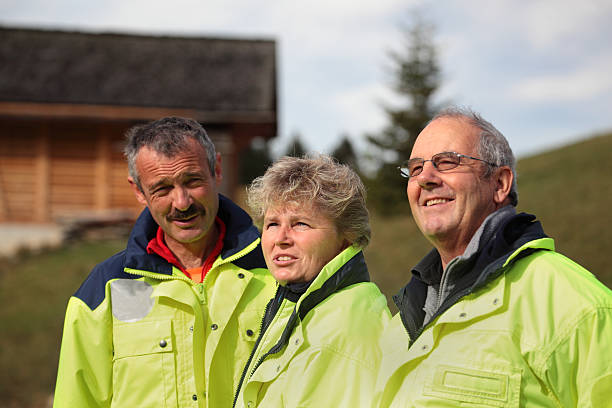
[{"xmin": 422, "ymin": 205, "xmax": 516, "ymax": 324}]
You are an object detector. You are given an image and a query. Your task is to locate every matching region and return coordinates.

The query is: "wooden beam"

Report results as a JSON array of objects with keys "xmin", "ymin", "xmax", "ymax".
[
  {"xmin": 0, "ymin": 102, "xmax": 276, "ymax": 127},
  {"xmin": 34, "ymin": 125, "xmax": 50, "ymax": 222},
  {"xmin": 95, "ymin": 126, "xmax": 111, "ymax": 210},
  {"xmin": 0, "ymin": 175, "xmax": 6, "ymax": 222}
]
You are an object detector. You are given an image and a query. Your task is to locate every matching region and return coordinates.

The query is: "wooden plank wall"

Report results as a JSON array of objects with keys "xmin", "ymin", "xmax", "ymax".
[
  {"xmin": 48, "ymin": 122, "xmax": 97, "ymax": 218},
  {"xmin": 0, "ymin": 121, "xmax": 38, "ymax": 222},
  {"xmin": 0, "ymin": 120, "xmax": 142, "ymax": 223},
  {"xmin": 108, "ymin": 127, "xmax": 139, "ymax": 210}
]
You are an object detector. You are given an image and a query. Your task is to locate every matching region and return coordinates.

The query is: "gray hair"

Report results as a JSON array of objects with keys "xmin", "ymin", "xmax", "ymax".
[
  {"xmin": 432, "ymin": 106, "xmax": 518, "ymax": 206},
  {"xmin": 124, "ymin": 117, "xmax": 216, "ymax": 190},
  {"xmin": 247, "ymin": 154, "xmax": 371, "ymax": 247}
]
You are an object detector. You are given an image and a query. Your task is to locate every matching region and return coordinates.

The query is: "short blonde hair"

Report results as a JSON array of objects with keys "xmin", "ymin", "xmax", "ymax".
[{"xmin": 247, "ymin": 154, "xmax": 371, "ymax": 247}]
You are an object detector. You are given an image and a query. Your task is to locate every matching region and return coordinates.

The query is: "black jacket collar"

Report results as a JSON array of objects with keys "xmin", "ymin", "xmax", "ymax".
[{"xmin": 394, "ymin": 212, "xmax": 547, "ymax": 344}]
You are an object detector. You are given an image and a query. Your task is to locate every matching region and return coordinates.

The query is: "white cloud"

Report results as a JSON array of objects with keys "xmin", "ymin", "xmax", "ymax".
[
  {"xmin": 332, "ymin": 83, "xmax": 392, "ymax": 134},
  {"xmin": 520, "ymin": 0, "xmax": 612, "ymax": 50},
  {"xmin": 510, "ymin": 55, "xmax": 612, "ymax": 103}
]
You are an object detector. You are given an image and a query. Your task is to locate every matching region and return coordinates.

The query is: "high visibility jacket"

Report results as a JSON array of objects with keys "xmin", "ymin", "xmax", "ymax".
[
  {"xmin": 376, "ymin": 214, "xmax": 612, "ymax": 407},
  {"xmin": 53, "ymin": 195, "xmax": 276, "ymax": 408},
  {"xmin": 235, "ymin": 245, "xmax": 391, "ymax": 408}
]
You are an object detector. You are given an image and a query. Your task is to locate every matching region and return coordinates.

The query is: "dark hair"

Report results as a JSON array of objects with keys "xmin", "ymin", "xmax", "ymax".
[{"xmin": 124, "ymin": 117, "xmax": 216, "ymax": 189}]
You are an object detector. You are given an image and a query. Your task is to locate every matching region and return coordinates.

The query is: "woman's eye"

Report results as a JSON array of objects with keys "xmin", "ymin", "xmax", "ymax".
[{"xmin": 293, "ymin": 222, "xmax": 310, "ymax": 230}]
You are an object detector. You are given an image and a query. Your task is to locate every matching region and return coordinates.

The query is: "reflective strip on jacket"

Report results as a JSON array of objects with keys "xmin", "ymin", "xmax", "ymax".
[
  {"xmin": 375, "ymin": 237, "xmax": 612, "ymax": 407},
  {"xmin": 235, "ymin": 245, "xmax": 391, "ymax": 408},
  {"xmin": 53, "ymin": 195, "xmax": 277, "ymax": 408}
]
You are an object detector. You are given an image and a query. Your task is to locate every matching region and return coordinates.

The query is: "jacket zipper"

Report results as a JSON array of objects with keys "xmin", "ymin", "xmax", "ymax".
[
  {"xmin": 232, "ymin": 285, "xmax": 283, "ymax": 408},
  {"xmin": 124, "ymin": 267, "xmax": 194, "ymax": 284}
]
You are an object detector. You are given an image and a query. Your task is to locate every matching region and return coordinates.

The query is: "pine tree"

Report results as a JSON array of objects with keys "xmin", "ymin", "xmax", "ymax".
[
  {"xmin": 331, "ymin": 134, "xmax": 360, "ymax": 173},
  {"xmin": 238, "ymin": 137, "xmax": 272, "ymax": 185},
  {"xmin": 366, "ymin": 16, "xmax": 442, "ymax": 215},
  {"xmin": 283, "ymin": 132, "xmax": 308, "ymax": 157}
]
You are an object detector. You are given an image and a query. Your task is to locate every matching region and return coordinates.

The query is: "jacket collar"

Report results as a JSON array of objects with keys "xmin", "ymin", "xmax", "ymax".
[
  {"xmin": 296, "ymin": 245, "xmax": 370, "ymax": 319},
  {"xmin": 261, "ymin": 246, "xmax": 370, "ymax": 357},
  {"xmin": 124, "ymin": 194, "xmax": 263, "ymax": 276},
  {"xmin": 394, "ymin": 211, "xmax": 549, "ymax": 344},
  {"xmin": 217, "ymin": 194, "xmax": 262, "ymax": 260}
]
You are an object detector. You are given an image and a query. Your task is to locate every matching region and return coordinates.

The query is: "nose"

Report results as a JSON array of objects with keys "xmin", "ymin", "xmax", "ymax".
[
  {"xmin": 275, "ymin": 224, "xmax": 293, "ymax": 246},
  {"xmin": 415, "ymin": 160, "xmax": 442, "ymax": 189},
  {"xmin": 171, "ymin": 186, "xmax": 192, "ymax": 211}
]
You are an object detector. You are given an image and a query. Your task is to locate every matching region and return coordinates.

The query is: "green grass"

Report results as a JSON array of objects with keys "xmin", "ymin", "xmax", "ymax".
[
  {"xmin": 0, "ymin": 240, "xmax": 125, "ymax": 407},
  {"xmin": 515, "ymin": 133, "xmax": 612, "ymax": 282},
  {"xmin": 1, "ymin": 133, "xmax": 611, "ymax": 407}
]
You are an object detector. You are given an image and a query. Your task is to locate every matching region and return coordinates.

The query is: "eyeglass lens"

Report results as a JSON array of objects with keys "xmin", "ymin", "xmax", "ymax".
[{"xmin": 405, "ymin": 152, "xmax": 462, "ymax": 177}]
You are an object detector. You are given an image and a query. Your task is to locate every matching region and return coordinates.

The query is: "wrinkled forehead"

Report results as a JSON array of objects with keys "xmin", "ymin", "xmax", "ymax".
[
  {"xmin": 411, "ymin": 117, "xmax": 480, "ymax": 159},
  {"xmin": 137, "ymin": 137, "xmax": 207, "ymax": 159},
  {"xmin": 135, "ymin": 144, "xmax": 212, "ymax": 179}
]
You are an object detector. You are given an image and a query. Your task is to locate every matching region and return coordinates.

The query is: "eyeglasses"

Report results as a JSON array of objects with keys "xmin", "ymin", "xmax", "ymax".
[{"xmin": 398, "ymin": 151, "xmax": 497, "ymax": 178}]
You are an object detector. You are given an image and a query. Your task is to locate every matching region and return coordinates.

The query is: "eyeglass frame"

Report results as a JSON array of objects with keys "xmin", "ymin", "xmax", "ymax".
[{"xmin": 397, "ymin": 151, "xmax": 498, "ymax": 178}]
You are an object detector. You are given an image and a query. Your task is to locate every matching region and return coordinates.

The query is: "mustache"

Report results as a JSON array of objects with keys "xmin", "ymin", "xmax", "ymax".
[{"xmin": 166, "ymin": 204, "xmax": 205, "ymax": 221}]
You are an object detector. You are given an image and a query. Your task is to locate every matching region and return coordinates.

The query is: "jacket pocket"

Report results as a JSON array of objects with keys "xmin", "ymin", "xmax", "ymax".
[
  {"xmin": 112, "ymin": 320, "xmax": 177, "ymax": 408},
  {"xmin": 423, "ymin": 364, "xmax": 521, "ymax": 407}
]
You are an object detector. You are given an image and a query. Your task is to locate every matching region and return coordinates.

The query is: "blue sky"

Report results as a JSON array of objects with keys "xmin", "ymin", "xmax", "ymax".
[{"xmin": 2, "ymin": 0, "xmax": 611, "ymax": 160}]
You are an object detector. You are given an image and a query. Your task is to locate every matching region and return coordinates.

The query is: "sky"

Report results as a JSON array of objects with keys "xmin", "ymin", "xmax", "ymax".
[{"xmin": 2, "ymin": 0, "xmax": 612, "ymax": 161}]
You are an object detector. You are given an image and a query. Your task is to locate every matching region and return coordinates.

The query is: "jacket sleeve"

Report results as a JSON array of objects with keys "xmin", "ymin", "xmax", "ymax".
[
  {"xmin": 53, "ymin": 295, "xmax": 114, "ymax": 407},
  {"xmin": 543, "ymin": 305, "xmax": 612, "ymax": 407}
]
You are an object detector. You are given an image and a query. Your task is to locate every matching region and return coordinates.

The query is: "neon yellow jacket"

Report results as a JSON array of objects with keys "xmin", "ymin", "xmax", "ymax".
[
  {"xmin": 235, "ymin": 245, "xmax": 391, "ymax": 408},
  {"xmin": 376, "ymin": 218, "xmax": 612, "ymax": 407},
  {"xmin": 54, "ymin": 196, "xmax": 276, "ymax": 408}
]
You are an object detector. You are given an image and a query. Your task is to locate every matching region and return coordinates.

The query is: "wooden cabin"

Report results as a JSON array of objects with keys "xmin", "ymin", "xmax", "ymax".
[{"xmin": 0, "ymin": 27, "xmax": 277, "ymax": 223}]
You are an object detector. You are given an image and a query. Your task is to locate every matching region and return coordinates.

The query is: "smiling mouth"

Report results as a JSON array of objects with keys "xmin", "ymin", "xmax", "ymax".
[{"xmin": 425, "ymin": 198, "xmax": 452, "ymax": 206}]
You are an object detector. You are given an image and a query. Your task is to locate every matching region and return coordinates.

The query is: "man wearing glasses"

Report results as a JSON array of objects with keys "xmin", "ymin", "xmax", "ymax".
[{"xmin": 376, "ymin": 106, "xmax": 612, "ymax": 407}]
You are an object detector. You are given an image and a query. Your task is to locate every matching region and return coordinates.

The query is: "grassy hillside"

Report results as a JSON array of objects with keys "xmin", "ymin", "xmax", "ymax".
[
  {"xmin": 0, "ymin": 241, "xmax": 126, "ymax": 407},
  {"xmin": 366, "ymin": 132, "xmax": 612, "ymax": 309},
  {"xmin": 1, "ymin": 132, "xmax": 610, "ymax": 407},
  {"xmin": 514, "ymin": 133, "xmax": 612, "ymax": 281}
]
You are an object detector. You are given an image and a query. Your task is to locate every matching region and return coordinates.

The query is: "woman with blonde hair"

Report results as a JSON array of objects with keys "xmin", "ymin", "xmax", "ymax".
[{"xmin": 233, "ymin": 154, "xmax": 390, "ymax": 408}]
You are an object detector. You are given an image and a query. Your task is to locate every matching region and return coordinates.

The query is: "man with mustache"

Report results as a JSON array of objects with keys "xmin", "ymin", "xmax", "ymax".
[
  {"xmin": 376, "ymin": 107, "xmax": 612, "ymax": 406},
  {"xmin": 53, "ymin": 117, "xmax": 276, "ymax": 408}
]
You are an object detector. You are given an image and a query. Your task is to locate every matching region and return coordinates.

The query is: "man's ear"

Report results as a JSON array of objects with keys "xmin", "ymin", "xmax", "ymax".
[
  {"xmin": 493, "ymin": 166, "xmax": 513, "ymax": 205},
  {"xmin": 128, "ymin": 177, "xmax": 148, "ymax": 207},
  {"xmin": 214, "ymin": 153, "xmax": 223, "ymax": 187}
]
